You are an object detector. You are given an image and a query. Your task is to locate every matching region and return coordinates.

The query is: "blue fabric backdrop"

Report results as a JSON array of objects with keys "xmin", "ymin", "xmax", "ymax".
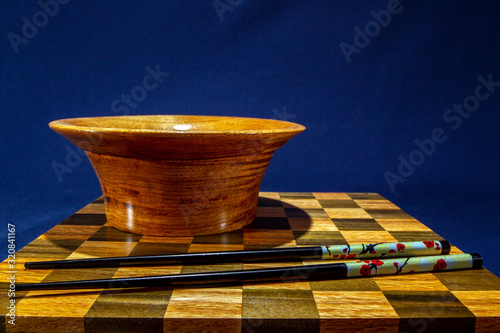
[{"xmin": 1, "ymin": 1, "xmax": 499, "ymax": 275}]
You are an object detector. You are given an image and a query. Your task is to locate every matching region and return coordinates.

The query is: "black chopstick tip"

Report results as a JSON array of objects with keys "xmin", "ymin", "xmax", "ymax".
[
  {"xmin": 471, "ymin": 253, "xmax": 483, "ymax": 269},
  {"xmin": 24, "ymin": 262, "xmax": 36, "ymax": 269},
  {"xmin": 24, "ymin": 262, "xmax": 53, "ymax": 269},
  {"xmin": 440, "ymin": 240, "xmax": 451, "ymax": 255}
]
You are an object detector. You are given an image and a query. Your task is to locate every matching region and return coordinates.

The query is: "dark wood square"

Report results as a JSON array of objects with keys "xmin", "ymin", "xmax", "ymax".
[
  {"xmin": 279, "ymin": 192, "xmax": 316, "ymax": 199},
  {"xmin": 347, "ymin": 193, "xmax": 386, "ymax": 200},
  {"xmin": 244, "ymin": 217, "xmax": 291, "ymax": 230},
  {"xmin": 16, "ymin": 239, "xmax": 84, "ymax": 259},
  {"xmin": 128, "ymin": 242, "xmax": 190, "ymax": 256},
  {"xmin": 243, "ymin": 289, "xmax": 319, "ymax": 319},
  {"xmin": 433, "ymin": 269, "xmax": 500, "ymax": 291},
  {"xmin": 384, "ymin": 290, "xmax": 475, "ymax": 317},
  {"xmin": 60, "ymin": 214, "xmax": 107, "ymax": 226},
  {"xmin": 180, "ymin": 263, "xmax": 243, "ymax": 274},
  {"xmin": 285, "ymin": 208, "xmax": 329, "ymax": 218},
  {"xmin": 332, "ymin": 218, "xmax": 385, "ymax": 231},
  {"xmin": 389, "ymin": 231, "xmax": 445, "ymax": 242},
  {"xmin": 318, "ymin": 200, "xmax": 360, "ymax": 208},
  {"xmin": 85, "ymin": 288, "xmax": 173, "ymax": 332},
  {"xmin": 88, "ymin": 226, "xmax": 142, "ymax": 242},
  {"xmin": 258, "ymin": 197, "xmax": 283, "ymax": 207},
  {"xmin": 192, "ymin": 229, "xmax": 245, "ymax": 244},
  {"xmin": 309, "ymin": 277, "xmax": 381, "ymax": 291},
  {"xmin": 293, "ymin": 231, "xmax": 347, "ymax": 245},
  {"xmin": 366, "ymin": 209, "xmax": 414, "ymax": 219}
]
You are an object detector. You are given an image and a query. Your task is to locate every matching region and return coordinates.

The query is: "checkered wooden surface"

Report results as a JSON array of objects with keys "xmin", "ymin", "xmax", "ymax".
[{"xmin": 1, "ymin": 193, "xmax": 499, "ymax": 332}]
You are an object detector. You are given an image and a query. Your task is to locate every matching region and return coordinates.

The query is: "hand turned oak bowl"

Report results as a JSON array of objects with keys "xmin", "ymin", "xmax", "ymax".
[{"xmin": 49, "ymin": 115, "xmax": 305, "ymax": 236}]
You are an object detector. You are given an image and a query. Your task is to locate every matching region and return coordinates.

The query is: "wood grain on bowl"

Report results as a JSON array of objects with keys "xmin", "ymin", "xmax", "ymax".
[{"xmin": 49, "ymin": 115, "xmax": 305, "ymax": 236}]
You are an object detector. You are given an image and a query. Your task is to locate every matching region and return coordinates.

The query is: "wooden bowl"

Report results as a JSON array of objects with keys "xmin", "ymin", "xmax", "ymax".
[{"xmin": 49, "ymin": 115, "xmax": 305, "ymax": 236}]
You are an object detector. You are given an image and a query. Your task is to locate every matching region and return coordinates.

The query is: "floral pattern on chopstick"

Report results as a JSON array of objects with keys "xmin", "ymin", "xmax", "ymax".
[
  {"xmin": 321, "ymin": 241, "xmax": 444, "ymax": 259},
  {"xmin": 345, "ymin": 253, "xmax": 473, "ymax": 277}
]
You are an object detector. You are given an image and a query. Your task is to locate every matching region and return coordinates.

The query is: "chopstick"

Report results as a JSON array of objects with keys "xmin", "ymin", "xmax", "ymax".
[
  {"xmin": 16, "ymin": 253, "xmax": 482, "ymax": 291},
  {"xmin": 24, "ymin": 240, "xmax": 450, "ymax": 269}
]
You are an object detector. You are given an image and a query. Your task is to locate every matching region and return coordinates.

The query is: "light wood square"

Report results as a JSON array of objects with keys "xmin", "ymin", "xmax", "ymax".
[
  {"xmin": 243, "ymin": 229, "xmax": 296, "ymax": 245},
  {"xmin": 17, "ymin": 289, "xmax": 102, "ymax": 317},
  {"xmin": 324, "ymin": 208, "xmax": 373, "ymax": 219},
  {"xmin": 164, "ymin": 288, "xmax": 242, "ymax": 318},
  {"xmin": 281, "ymin": 199, "xmax": 323, "ymax": 209},
  {"xmin": 375, "ymin": 219, "xmax": 432, "ymax": 232},
  {"xmin": 288, "ymin": 218, "xmax": 338, "ymax": 231},
  {"xmin": 259, "ymin": 192, "xmax": 281, "ymax": 200},
  {"xmin": 75, "ymin": 203, "xmax": 105, "ymax": 214},
  {"xmin": 66, "ymin": 241, "xmax": 137, "ymax": 259},
  {"xmin": 373, "ymin": 273, "xmax": 448, "ymax": 291},
  {"xmin": 340, "ymin": 231, "xmax": 398, "ymax": 244},
  {"xmin": 451, "ymin": 291, "xmax": 500, "ymax": 317},
  {"xmin": 188, "ymin": 244, "xmax": 244, "ymax": 253},
  {"xmin": 313, "ymin": 291, "xmax": 398, "ymax": 318},
  {"xmin": 242, "ymin": 262, "xmax": 312, "ymax": 290},
  {"xmin": 354, "ymin": 200, "xmax": 400, "ymax": 210},
  {"xmin": 39, "ymin": 225, "xmax": 102, "ymax": 241},
  {"xmin": 312, "ymin": 193, "xmax": 352, "ymax": 200},
  {"xmin": 113, "ymin": 265, "xmax": 182, "ymax": 279}
]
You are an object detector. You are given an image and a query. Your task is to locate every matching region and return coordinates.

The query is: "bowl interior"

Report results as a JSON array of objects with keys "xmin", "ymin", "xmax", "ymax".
[{"xmin": 50, "ymin": 115, "xmax": 305, "ymax": 134}]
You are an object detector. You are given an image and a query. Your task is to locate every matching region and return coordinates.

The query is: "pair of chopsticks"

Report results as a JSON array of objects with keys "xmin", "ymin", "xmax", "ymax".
[{"xmin": 17, "ymin": 240, "xmax": 482, "ymax": 291}]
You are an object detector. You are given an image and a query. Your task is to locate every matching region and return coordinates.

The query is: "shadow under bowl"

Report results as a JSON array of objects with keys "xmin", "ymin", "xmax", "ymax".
[{"xmin": 49, "ymin": 115, "xmax": 305, "ymax": 236}]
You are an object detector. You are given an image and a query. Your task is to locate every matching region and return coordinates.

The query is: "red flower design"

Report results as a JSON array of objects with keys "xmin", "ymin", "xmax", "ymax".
[
  {"xmin": 347, "ymin": 254, "xmax": 357, "ymax": 259},
  {"xmin": 363, "ymin": 261, "xmax": 370, "ymax": 263},
  {"xmin": 388, "ymin": 249, "xmax": 396, "ymax": 253},
  {"xmin": 360, "ymin": 265, "xmax": 371, "ymax": 276},
  {"xmin": 409, "ymin": 270, "xmax": 415, "ymax": 273},
  {"xmin": 332, "ymin": 255, "xmax": 339, "ymax": 258},
  {"xmin": 436, "ymin": 246, "xmax": 441, "ymax": 251},
  {"xmin": 433, "ymin": 259, "xmax": 447, "ymax": 271},
  {"xmin": 342, "ymin": 248, "xmax": 347, "ymax": 253},
  {"xmin": 393, "ymin": 262, "xmax": 399, "ymax": 267},
  {"xmin": 339, "ymin": 255, "xmax": 346, "ymax": 259},
  {"xmin": 423, "ymin": 241, "xmax": 435, "ymax": 249},
  {"xmin": 371, "ymin": 260, "xmax": 384, "ymax": 266},
  {"xmin": 370, "ymin": 250, "xmax": 376, "ymax": 254},
  {"xmin": 396, "ymin": 243, "xmax": 405, "ymax": 252}
]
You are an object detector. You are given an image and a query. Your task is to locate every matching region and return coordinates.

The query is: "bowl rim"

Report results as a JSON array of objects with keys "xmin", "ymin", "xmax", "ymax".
[{"xmin": 49, "ymin": 115, "xmax": 306, "ymax": 136}]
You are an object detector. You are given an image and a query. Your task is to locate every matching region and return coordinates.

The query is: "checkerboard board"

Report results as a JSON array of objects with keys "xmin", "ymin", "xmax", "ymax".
[{"xmin": 2, "ymin": 193, "xmax": 499, "ymax": 332}]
